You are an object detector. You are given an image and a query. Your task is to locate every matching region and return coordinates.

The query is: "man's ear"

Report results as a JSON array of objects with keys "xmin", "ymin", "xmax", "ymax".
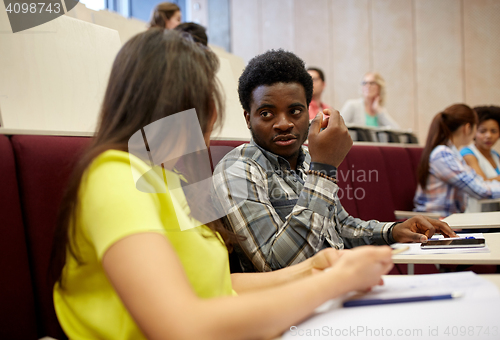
[{"xmin": 244, "ymin": 111, "xmax": 251, "ymax": 129}]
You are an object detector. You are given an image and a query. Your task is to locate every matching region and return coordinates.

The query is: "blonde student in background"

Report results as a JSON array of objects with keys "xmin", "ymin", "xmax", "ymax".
[{"xmin": 340, "ymin": 72, "xmax": 399, "ymax": 129}]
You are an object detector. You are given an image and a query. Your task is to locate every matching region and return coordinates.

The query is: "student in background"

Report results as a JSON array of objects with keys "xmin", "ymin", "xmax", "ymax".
[
  {"xmin": 175, "ymin": 22, "xmax": 208, "ymax": 46},
  {"xmin": 307, "ymin": 67, "xmax": 330, "ymax": 120},
  {"xmin": 50, "ymin": 29, "xmax": 393, "ymax": 340},
  {"xmin": 414, "ymin": 104, "xmax": 500, "ymax": 217},
  {"xmin": 149, "ymin": 2, "xmax": 181, "ymax": 29},
  {"xmin": 460, "ymin": 105, "xmax": 500, "ymax": 212},
  {"xmin": 340, "ymin": 72, "xmax": 399, "ymax": 128}
]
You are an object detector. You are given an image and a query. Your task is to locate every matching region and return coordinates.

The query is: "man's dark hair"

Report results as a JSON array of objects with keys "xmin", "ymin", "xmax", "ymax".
[
  {"xmin": 238, "ymin": 49, "xmax": 313, "ymax": 112},
  {"xmin": 307, "ymin": 67, "xmax": 325, "ymax": 82},
  {"xmin": 474, "ymin": 106, "xmax": 500, "ymax": 127},
  {"xmin": 174, "ymin": 22, "xmax": 208, "ymax": 46}
]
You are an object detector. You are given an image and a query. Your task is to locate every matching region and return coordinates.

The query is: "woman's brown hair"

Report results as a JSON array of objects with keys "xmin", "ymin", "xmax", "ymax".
[
  {"xmin": 417, "ymin": 104, "xmax": 478, "ymax": 189},
  {"xmin": 50, "ymin": 28, "xmax": 236, "ymax": 286},
  {"xmin": 149, "ymin": 2, "xmax": 180, "ymax": 28}
]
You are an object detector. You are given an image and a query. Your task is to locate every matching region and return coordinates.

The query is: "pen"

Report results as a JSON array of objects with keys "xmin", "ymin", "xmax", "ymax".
[
  {"xmin": 391, "ymin": 246, "xmax": 409, "ymax": 255},
  {"xmin": 343, "ymin": 292, "xmax": 463, "ymax": 308}
]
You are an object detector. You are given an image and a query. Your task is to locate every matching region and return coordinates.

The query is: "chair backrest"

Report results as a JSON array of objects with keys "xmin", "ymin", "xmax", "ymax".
[
  {"xmin": 379, "ymin": 146, "xmax": 418, "ymax": 212},
  {"xmin": 406, "ymin": 147, "xmax": 424, "ymax": 177},
  {"xmin": 336, "ymin": 158, "xmax": 360, "ymax": 218},
  {"xmin": 11, "ymin": 135, "xmax": 92, "ymax": 339},
  {"xmin": 209, "ymin": 140, "xmax": 249, "ymax": 171},
  {"xmin": 0, "ymin": 135, "xmax": 38, "ymax": 340},
  {"xmin": 344, "ymin": 145, "xmax": 396, "ymax": 221}
]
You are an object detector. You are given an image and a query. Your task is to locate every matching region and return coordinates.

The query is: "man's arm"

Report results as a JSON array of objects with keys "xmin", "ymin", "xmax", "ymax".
[{"xmin": 212, "ymin": 156, "xmax": 339, "ymax": 271}]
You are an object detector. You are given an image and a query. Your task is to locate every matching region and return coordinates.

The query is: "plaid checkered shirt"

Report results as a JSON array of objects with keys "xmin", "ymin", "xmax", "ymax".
[
  {"xmin": 211, "ymin": 140, "xmax": 394, "ymax": 272},
  {"xmin": 414, "ymin": 143, "xmax": 500, "ymax": 217}
]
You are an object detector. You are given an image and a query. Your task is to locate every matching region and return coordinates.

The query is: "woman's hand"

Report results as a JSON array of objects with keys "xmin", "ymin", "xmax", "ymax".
[
  {"xmin": 308, "ymin": 248, "xmax": 342, "ymax": 275},
  {"xmin": 372, "ymin": 95, "xmax": 382, "ymax": 113},
  {"xmin": 327, "ymin": 246, "xmax": 393, "ymax": 293}
]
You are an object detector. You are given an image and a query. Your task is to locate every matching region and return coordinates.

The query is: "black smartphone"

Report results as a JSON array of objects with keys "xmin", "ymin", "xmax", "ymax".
[{"xmin": 420, "ymin": 238, "xmax": 485, "ymax": 249}]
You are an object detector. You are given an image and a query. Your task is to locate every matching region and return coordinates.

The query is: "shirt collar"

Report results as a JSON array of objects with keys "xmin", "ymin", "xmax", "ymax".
[
  {"xmin": 250, "ymin": 139, "xmax": 309, "ymax": 170},
  {"xmin": 447, "ymin": 140, "xmax": 461, "ymax": 156}
]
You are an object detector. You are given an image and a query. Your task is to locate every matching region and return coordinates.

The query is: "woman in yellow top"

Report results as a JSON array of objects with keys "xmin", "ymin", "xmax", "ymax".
[{"xmin": 51, "ymin": 28, "xmax": 393, "ymax": 340}]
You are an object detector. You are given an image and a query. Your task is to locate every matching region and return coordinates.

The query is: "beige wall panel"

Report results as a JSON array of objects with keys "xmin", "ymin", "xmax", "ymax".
[
  {"xmin": 293, "ymin": 0, "xmax": 332, "ymax": 106},
  {"xmin": 371, "ymin": 0, "xmax": 414, "ymax": 130},
  {"xmin": 463, "ymin": 0, "xmax": 500, "ymax": 106},
  {"xmin": 261, "ymin": 0, "xmax": 294, "ymax": 52},
  {"xmin": 65, "ymin": 2, "xmax": 94, "ymax": 23},
  {"xmin": 414, "ymin": 0, "xmax": 464, "ymax": 143},
  {"xmin": 210, "ymin": 44, "xmax": 246, "ymax": 85},
  {"xmin": 230, "ymin": 0, "xmax": 261, "ymax": 64},
  {"xmin": 0, "ymin": 15, "xmax": 121, "ymax": 132},
  {"xmin": 214, "ymin": 57, "xmax": 251, "ymax": 139},
  {"xmin": 92, "ymin": 10, "xmax": 146, "ymax": 44},
  {"xmin": 330, "ymin": 0, "xmax": 371, "ymax": 110}
]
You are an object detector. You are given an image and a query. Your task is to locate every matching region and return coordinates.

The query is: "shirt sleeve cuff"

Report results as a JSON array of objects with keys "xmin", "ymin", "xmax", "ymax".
[
  {"xmin": 372, "ymin": 222, "xmax": 394, "ymax": 245},
  {"xmin": 309, "ymin": 162, "xmax": 337, "ymax": 179},
  {"xmin": 298, "ymin": 171, "xmax": 338, "ymax": 218}
]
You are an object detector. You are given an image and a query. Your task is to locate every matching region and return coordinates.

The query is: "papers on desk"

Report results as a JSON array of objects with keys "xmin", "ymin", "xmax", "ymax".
[
  {"xmin": 391, "ymin": 233, "xmax": 490, "ymax": 255},
  {"xmin": 285, "ymin": 273, "xmax": 500, "ymax": 340}
]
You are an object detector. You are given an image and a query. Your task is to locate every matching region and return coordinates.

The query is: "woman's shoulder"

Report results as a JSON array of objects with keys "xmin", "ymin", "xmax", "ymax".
[
  {"xmin": 429, "ymin": 144, "xmax": 455, "ymax": 160},
  {"xmin": 343, "ymin": 98, "xmax": 363, "ymax": 107},
  {"xmin": 460, "ymin": 146, "xmax": 476, "ymax": 158},
  {"xmin": 84, "ymin": 150, "xmax": 168, "ymax": 197}
]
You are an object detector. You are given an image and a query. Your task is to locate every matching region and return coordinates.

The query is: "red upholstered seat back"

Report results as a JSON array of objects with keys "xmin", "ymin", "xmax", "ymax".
[
  {"xmin": 344, "ymin": 145, "xmax": 396, "ymax": 221},
  {"xmin": 406, "ymin": 147, "xmax": 424, "ymax": 177},
  {"xmin": 379, "ymin": 146, "xmax": 418, "ymax": 212},
  {"xmin": 0, "ymin": 135, "xmax": 38, "ymax": 340},
  {"xmin": 209, "ymin": 140, "xmax": 248, "ymax": 171},
  {"xmin": 11, "ymin": 135, "xmax": 92, "ymax": 339},
  {"xmin": 336, "ymin": 157, "xmax": 359, "ymax": 218}
]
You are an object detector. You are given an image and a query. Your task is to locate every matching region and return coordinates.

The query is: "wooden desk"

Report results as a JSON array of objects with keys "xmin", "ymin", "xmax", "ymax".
[
  {"xmin": 442, "ymin": 211, "xmax": 500, "ymax": 229},
  {"xmin": 393, "ymin": 233, "xmax": 500, "ymax": 265}
]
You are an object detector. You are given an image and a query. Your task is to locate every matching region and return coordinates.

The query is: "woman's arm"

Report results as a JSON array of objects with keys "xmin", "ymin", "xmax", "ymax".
[
  {"xmin": 463, "ymin": 154, "xmax": 500, "ymax": 181},
  {"xmin": 376, "ymin": 108, "xmax": 400, "ymax": 129},
  {"xmin": 103, "ymin": 233, "xmax": 392, "ymax": 340},
  {"xmin": 340, "ymin": 100, "xmax": 356, "ymax": 124},
  {"xmin": 231, "ymin": 248, "xmax": 339, "ymax": 294},
  {"xmin": 431, "ymin": 147, "xmax": 500, "ymax": 199},
  {"xmin": 463, "ymin": 154, "xmax": 488, "ymax": 179}
]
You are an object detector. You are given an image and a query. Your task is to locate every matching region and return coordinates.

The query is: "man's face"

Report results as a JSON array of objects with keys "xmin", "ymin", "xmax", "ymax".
[
  {"xmin": 308, "ymin": 70, "xmax": 325, "ymax": 98},
  {"xmin": 244, "ymin": 82, "xmax": 309, "ymax": 162}
]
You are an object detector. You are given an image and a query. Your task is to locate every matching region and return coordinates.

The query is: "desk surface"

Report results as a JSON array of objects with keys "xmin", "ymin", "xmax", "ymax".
[
  {"xmin": 442, "ymin": 211, "xmax": 500, "ymax": 229},
  {"xmin": 274, "ymin": 274, "xmax": 500, "ymax": 340},
  {"xmin": 479, "ymin": 274, "xmax": 500, "ymax": 290},
  {"xmin": 393, "ymin": 233, "xmax": 500, "ymax": 265}
]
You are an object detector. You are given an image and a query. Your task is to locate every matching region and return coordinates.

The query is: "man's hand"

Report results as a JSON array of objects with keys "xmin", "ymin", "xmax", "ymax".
[
  {"xmin": 392, "ymin": 216, "xmax": 457, "ymax": 243},
  {"xmin": 308, "ymin": 109, "xmax": 352, "ymax": 168}
]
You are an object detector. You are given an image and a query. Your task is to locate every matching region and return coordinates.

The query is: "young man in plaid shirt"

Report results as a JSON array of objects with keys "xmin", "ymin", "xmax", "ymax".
[{"xmin": 212, "ymin": 50, "xmax": 455, "ymax": 272}]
